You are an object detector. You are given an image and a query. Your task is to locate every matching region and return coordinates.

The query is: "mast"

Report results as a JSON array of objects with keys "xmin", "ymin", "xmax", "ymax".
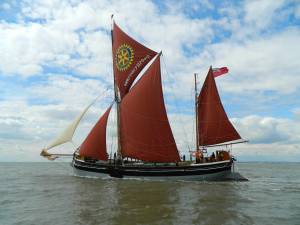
[
  {"xmin": 116, "ymin": 92, "xmax": 122, "ymax": 162},
  {"xmin": 194, "ymin": 73, "xmax": 199, "ymax": 151},
  {"xmin": 111, "ymin": 20, "xmax": 157, "ymax": 162},
  {"xmin": 111, "ymin": 15, "xmax": 123, "ymax": 163}
]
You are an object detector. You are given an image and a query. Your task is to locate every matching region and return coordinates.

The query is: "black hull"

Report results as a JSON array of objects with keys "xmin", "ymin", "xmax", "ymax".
[{"xmin": 72, "ymin": 157, "xmax": 234, "ymax": 181}]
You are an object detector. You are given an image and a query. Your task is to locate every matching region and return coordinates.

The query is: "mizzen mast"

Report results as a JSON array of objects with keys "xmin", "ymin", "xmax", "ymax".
[{"xmin": 194, "ymin": 73, "xmax": 200, "ymax": 151}]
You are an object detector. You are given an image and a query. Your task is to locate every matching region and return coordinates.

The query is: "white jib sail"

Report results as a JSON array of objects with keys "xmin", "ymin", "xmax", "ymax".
[{"xmin": 46, "ymin": 98, "xmax": 98, "ymax": 150}]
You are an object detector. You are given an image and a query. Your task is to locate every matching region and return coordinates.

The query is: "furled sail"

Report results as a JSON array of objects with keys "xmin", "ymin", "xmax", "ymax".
[
  {"xmin": 79, "ymin": 105, "xmax": 112, "ymax": 161},
  {"xmin": 120, "ymin": 54, "xmax": 180, "ymax": 162},
  {"xmin": 46, "ymin": 100, "xmax": 96, "ymax": 150},
  {"xmin": 197, "ymin": 67, "xmax": 241, "ymax": 146},
  {"xmin": 112, "ymin": 22, "xmax": 157, "ymax": 98}
]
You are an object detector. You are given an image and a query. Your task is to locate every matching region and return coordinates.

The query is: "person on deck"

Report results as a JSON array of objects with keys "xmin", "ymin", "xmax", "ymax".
[
  {"xmin": 210, "ymin": 152, "xmax": 216, "ymax": 162},
  {"xmin": 113, "ymin": 152, "xmax": 116, "ymax": 164},
  {"xmin": 195, "ymin": 149, "xmax": 203, "ymax": 163}
]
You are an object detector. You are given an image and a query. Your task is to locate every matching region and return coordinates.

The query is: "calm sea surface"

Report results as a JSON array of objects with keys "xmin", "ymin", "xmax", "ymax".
[{"xmin": 0, "ymin": 162, "xmax": 299, "ymax": 225}]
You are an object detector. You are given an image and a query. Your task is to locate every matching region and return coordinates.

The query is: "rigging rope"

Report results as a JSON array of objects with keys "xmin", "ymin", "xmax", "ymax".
[
  {"xmin": 45, "ymin": 86, "xmax": 114, "ymax": 157},
  {"xmin": 161, "ymin": 55, "xmax": 192, "ymax": 154}
]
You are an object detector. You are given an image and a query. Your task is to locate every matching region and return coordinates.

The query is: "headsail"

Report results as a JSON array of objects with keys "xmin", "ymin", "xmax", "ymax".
[
  {"xmin": 79, "ymin": 105, "xmax": 112, "ymax": 161},
  {"xmin": 112, "ymin": 22, "xmax": 157, "ymax": 99},
  {"xmin": 197, "ymin": 67, "xmax": 241, "ymax": 146},
  {"xmin": 120, "ymin": 54, "xmax": 180, "ymax": 163},
  {"xmin": 45, "ymin": 100, "xmax": 96, "ymax": 150}
]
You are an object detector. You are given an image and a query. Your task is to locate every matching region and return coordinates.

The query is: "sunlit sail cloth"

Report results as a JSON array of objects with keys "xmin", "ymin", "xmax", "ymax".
[
  {"xmin": 112, "ymin": 22, "xmax": 157, "ymax": 98},
  {"xmin": 197, "ymin": 67, "xmax": 241, "ymax": 146},
  {"xmin": 45, "ymin": 100, "xmax": 96, "ymax": 150},
  {"xmin": 120, "ymin": 54, "xmax": 180, "ymax": 162},
  {"xmin": 79, "ymin": 105, "xmax": 112, "ymax": 161}
]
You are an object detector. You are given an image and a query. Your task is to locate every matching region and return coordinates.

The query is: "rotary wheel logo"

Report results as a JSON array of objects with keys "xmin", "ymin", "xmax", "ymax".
[{"xmin": 116, "ymin": 44, "xmax": 134, "ymax": 71}]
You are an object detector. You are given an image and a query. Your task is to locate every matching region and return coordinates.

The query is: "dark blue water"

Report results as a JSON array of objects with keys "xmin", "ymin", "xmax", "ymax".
[{"xmin": 0, "ymin": 162, "xmax": 299, "ymax": 225}]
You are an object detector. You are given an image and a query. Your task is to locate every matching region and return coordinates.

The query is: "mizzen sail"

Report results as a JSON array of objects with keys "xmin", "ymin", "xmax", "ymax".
[
  {"xmin": 79, "ymin": 105, "xmax": 112, "ymax": 161},
  {"xmin": 120, "ymin": 55, "xmax": 180, "ymax": 162},
  {"xmin": 112, "ymin": 22, "xmax": 157, "ymax": 99},
  {"xmin": 197, "ymin": 67, "xmax": 241, "ymax": 146}
]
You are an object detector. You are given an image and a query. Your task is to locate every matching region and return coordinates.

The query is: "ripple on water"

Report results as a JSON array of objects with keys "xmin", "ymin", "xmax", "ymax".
[{"xmin": 1, "ymin": 162, "xmax": 300, "ymax": 225}]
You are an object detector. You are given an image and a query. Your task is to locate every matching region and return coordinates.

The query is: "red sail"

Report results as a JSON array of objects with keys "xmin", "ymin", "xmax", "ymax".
[
  {"xmin": 112, "ymin": 22, "xmax": 157, "ymax": 98},
  {"xmin": 197, "ymin": 67, "xmax": 241, "ymax": 146},
  {"xmin": 79, "ymin": 105, "xmax": 112, "ymax": 160},
  {"xmin": 120, "ymin": 55, "xmax": 180, "ymax": 162}
]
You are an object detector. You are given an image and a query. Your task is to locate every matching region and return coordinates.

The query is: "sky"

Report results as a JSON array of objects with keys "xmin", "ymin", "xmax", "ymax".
[{"xmin": 0, "ymin": 0, "xmax": 300, "ymax": 162}]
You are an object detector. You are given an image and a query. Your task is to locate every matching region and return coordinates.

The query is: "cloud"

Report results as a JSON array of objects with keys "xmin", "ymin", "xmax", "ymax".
[
  {"xmin": 167, "ymin": 111, "xmax": 300, "ymax": 161},
  {"xmin": 233, "ymin": 115, "xmax": 299, "ymax": 144},
  {"xmin": 0, "ymin": 22, "xmax": 79, "ymax": 77},
  {"xmin": 28, "ymin": 75, "xmax": 113, "ymax": 106},
  {"xmin": 200, "ymin": 28, "xmax": 300, "ymax": 94},
  {"xmin": 0, "ymin": 0, "xmax": 299, "ymax": 161},
  {"xmin": 244, "ymin": 0, "xmax": 286, "ymax": 30}
]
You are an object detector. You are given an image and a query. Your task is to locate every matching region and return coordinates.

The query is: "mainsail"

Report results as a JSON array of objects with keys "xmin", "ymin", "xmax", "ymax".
[
  {"xmin": 79, "ymin": 105, "xmax": 112, "ymax": 161},
  {"xmin": 46, "ymin": 100, "xmax": 96, "ymax": 150},
  {"xmin": 112, "ymin": 22, "xmax": 157, "ymax": 98},
  {"xmin": 120, "ymin": 54, "xmax": 180, "ymax": 162},
  {"xmin": 197, "ymin": 67, "xmax": 241, "ymax": 146}
]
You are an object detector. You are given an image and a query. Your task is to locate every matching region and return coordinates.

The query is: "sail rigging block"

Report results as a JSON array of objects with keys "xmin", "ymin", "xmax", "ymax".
[
  {"xmin": 112, "ymin": 22, "xmax": 157, "ymax": 99},
  {"xmin": 120, "ymin": 55, "xmax": 180, "ymax": 163},
  {"xmin": 79, "ymin": 105, "xmax": 112, "ymax": 161},
  {"xmin": 197, "ymin": 67, "xmax": 241, "ymax": 146}
]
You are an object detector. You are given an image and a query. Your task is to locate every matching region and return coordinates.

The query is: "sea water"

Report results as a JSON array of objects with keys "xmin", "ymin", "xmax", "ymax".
[{"xmin": 0, "ymin": 162, "xmax": 299, "ymax": 225}]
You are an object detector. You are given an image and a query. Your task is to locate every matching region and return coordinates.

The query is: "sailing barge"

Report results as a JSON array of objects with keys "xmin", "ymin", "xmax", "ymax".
[{"xmin": 41, "ymin": 20, "xmax": 247, "ymax": 181}]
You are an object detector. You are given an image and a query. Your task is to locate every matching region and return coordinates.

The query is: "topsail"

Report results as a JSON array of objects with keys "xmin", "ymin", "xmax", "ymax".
[{"xmin": 112, "ymin": 22, "xmax": 157, "ymax": 98}]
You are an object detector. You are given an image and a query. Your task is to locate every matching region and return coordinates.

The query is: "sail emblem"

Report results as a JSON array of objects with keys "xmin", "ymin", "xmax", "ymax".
[{"xmin": 116, "ymin": 44, "xmax": 134, "ymax": 71}]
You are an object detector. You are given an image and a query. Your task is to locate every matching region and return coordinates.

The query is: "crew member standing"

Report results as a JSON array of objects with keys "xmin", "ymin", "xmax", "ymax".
[{"xmin": 195, "ymin": 149, "xmax": 202, "ymax": 164}]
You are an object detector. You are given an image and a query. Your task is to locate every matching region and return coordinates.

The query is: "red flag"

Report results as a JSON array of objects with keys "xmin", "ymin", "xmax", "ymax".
[{"xmin": 212, "ymin": 67, "xmax": 229, "ymax": 77}]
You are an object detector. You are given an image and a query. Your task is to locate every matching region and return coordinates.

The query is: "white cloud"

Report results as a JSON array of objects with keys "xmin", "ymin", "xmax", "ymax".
[
  {"xmin": 244, "ymin": 0, "xmax": 286, "ymax": 30},
  {"xmin": 73, "ymin": 31, "xmax": 112, "ymax": 77},
  {"xmin": 233, "ymin": 115, "xmax": 300, "ymax": 144},
  {"xmin": 28, "ymin": 75, "xmax": 113, "ymax": 106},
  {"xmin": 168, "ymin": 108, "xmax": 300, "ymax": 161},
  {"xmin": 0, "ymin": 22, "xmax": 79, "ymax": 77},
  {"xmin": 0, "ymin": 95, "xmax": 113, "ymax": 161},
  {"xmin": 0, "ymin": 0, "xmax": 300, "ymax": 161},
  {"xmin": 206, "ymin": 28, "xmax": 300, "ymax": 94}
]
